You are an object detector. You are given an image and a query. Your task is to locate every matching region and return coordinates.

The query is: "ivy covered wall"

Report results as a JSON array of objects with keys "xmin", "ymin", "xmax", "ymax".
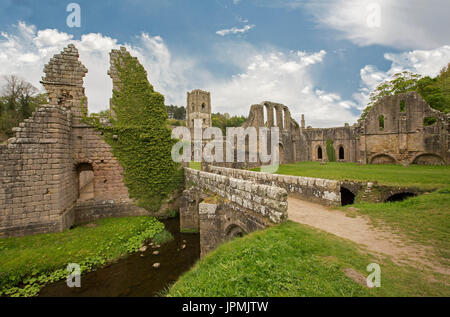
[{"xmin": 89, "ymin": 48, "xmax": 184, "ymax": 211}]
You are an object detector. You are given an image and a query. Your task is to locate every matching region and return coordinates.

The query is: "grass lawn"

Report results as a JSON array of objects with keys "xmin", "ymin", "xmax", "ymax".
[
  {"xmin": 0, "ymin": 216, "xmax": 167, "ymax": 297},
  {"xmin": 167, "ymin": 221, "xmax": 449, "ymax": 297},
  {"xmin": 255, "ymin": 162, "xmax": 450, "ymax": 189},
  {"xmin": 344, "ymin": 187, "xmax": 450, "ymax": 265},
  {"xmin": 189, "ymin": 161, "xmax": 201, "ymax": 170},
  {"xmin": 253, "ymin": 161, "xmax": 449, "ymax": 267}
]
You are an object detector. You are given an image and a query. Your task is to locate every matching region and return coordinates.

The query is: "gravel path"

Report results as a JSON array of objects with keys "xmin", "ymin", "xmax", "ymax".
[{"xmin": 287, "ymin": 197, "xmax": 449, "ymax": 275}]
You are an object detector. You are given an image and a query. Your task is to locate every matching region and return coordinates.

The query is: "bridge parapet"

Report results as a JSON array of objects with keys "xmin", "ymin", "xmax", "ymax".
[
  {"xmin": 208, "ymin": 166, "xmax": 341, "ymax": 206},
  {"xmin": 184, "ymin": 168, "xmax": 288, "ymax": 223}
]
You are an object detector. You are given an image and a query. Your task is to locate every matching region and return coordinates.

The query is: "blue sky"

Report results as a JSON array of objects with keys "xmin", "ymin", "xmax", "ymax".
[{"xmin": 0, "ymin": 0, "xmax": 449, "ymax": 127}]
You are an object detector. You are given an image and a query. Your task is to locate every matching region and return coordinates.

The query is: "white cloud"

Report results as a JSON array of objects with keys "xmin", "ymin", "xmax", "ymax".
[
  {"xmin": 205, "ymin": 49, "xmax": 360, "ymax": 127},
  {"xmin": 353, "ymin": 45, "xmax": 450, "ymax": 109},
  {"xmin": 307, "ymin": 0, "xmax": 450, "ymax": 50},
  {"xmin": 0, "ymin": 21, "xmax": 379, "ymax": 128},
  {"xmin": 0, "ymin": 22, "xmax": 204, "ymax": 114},
  {"xmin": 216, "ymin": 25, "xmax": 255, "ymax": 36}
]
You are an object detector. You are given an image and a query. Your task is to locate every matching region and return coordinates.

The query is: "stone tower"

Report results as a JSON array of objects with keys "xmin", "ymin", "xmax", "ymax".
[{"xmin": 186, "ymin": 89, "xmax": 212, "ymax": 130}]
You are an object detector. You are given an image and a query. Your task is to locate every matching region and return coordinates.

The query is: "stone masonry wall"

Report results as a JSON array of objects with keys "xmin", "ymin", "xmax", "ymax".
[
  {"xmin": 184, "ymin": 168, "xmax": 288, "ymax": 224},
  {"xmin": 208, "ymin": 165, "xmax": 341, "ymax": 206},
  {"xmin": 0, "ymin": 106, "xmax": 75, "ymax": 237}
]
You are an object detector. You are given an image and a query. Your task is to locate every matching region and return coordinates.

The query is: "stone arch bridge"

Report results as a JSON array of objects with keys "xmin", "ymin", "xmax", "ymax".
[{"xmin": 181, "ymin": 165, "xmax": 429, "ymax": 256}]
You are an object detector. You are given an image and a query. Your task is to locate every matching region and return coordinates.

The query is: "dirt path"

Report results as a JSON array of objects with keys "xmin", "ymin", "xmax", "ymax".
[{"xmin": 288, "ymin": 197, "xmax": 449, "ymax": 275}]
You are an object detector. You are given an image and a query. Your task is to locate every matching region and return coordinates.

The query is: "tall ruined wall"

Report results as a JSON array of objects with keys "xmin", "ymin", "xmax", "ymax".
[
  {"xmin": 0, "ymin": 45, "xmax": 147, "ymax": 237},
  {"xmin": 240, "ymin": 101, "xmax": 306, "ymax": 165},
  {"xmin": 208, "ymin": 165, "xmax": 341, "ymax": 206}
]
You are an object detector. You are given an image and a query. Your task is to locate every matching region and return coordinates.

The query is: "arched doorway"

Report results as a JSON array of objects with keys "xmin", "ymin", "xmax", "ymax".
[
  {"xmin": 76, "ymin": 163, "xmax": 94, "ymax": 201},
  {"xmin": 317, "ymin": 146, "xmax": 323, "ymax": 160},
  {"xmin": 340, "ymin": 187, "xmax": 355, "ymax": 206},
  {"xmin": 370, "ymin": 154, "xmax": 396, "ymax": 165},
  {"xmin": 338, "ymin": 146, "xmax": 344, "ymax": 160}
]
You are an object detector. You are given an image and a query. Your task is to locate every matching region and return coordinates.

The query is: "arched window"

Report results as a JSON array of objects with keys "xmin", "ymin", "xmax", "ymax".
[
  {"xmin": 317, "ymin": 146, "xmax": 323, "ymax": 160},
  {"xmin": 379, "ymin": 115, "xmax": 384, "ymax": 130},
  {"xmin": 339, "ymin": 146, "xmax": 344, "ymax": 160},
  {"xmin": 201, "ymin": 103, "xmax": 206, "ymax": 112}
]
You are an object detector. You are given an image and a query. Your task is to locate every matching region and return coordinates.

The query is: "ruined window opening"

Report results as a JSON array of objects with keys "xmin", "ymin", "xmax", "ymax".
[
  {"xmin": 379, "ymin": 115, "xmax": 384, "ymax": 131},
  {"xmin": 273, "ymin": 107, "xmax": 277, "ymax": 127},
  {"xmin": 400, "ymin": 100, "xmax": 406, "ymax": 112},
  {"xmin": 338, "ymin": 146, "xmax": 344, "ymax": 160},
  {"xmin": 201, "ymin": 103, "xmax": 206, "ymax": 112},
  {"xmin": 317, "ymin": 146, "xmax": 323, "ymax": 160},
  {"xmin": 424, "ymin": 117, "xmax": 437, "ymax": 126}
]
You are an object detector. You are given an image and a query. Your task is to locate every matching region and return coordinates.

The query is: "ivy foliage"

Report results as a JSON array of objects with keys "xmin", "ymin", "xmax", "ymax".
[
  {"xmin": 88, "ymin": 50, "xmax": 183, "ymax": 211},
  {"xmin": 326, "ymin": 139, "xmax": 336, "ymax": 162}
]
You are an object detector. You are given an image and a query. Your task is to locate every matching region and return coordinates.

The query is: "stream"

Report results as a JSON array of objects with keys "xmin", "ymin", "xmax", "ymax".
[{"xmin": 38, "ymin": 216, "xmax": 200, "ymax": 297}]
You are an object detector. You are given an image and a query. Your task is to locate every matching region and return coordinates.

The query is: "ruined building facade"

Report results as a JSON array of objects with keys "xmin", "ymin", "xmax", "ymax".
[{"xmin": 194, "ymin": 92, "xmax": 449, "ymax": 167}]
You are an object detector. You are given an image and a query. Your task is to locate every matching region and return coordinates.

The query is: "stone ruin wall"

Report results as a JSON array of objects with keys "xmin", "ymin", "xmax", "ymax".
[
  {"xmin": 0, "ymin": 45, "xmax": 148, "ymax": 237},
  {"xmin": 359, "ymin": 91, "xmax": 448, "ymax": 165}
]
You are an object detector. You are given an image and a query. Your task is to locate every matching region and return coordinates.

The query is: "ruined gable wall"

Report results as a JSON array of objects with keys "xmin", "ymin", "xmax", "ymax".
[{"xmin": 361, "ymin": 92, "xmax": 448, "ymax": 164}]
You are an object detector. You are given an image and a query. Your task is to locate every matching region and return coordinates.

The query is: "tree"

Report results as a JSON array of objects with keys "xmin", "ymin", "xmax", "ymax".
[
  {"xmin": 211, "ymin": 112, "xmax": 247, "ymax": 134},
  {"xmin": 360, "ymin": 65, "xmax": 450, "ymax": 120},
  {"xmin": 0, "ymin": 75, "xmax": 48, "ymax": 142},
  {"xmin": 166, "ymin": 105, "xmax": 186, "ymax": 120}
]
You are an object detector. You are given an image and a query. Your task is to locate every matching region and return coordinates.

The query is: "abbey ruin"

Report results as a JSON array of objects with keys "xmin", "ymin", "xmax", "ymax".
[
  {"xmin": 186, "ymin": 90, "xmax": 449, "ymax": 167},
  {"xmin": 0, "ymin": 44, "xmax": 448, "ymax": 240}
]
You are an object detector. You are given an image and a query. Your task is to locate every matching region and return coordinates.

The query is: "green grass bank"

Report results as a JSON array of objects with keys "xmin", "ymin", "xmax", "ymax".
[
  {"xmin": 167, "ymin": 221, "xmax": 449, "ymax": 297},
  {"xmin": 0, "ymin": 216, "xmax": 168, "ymax": 297}
]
